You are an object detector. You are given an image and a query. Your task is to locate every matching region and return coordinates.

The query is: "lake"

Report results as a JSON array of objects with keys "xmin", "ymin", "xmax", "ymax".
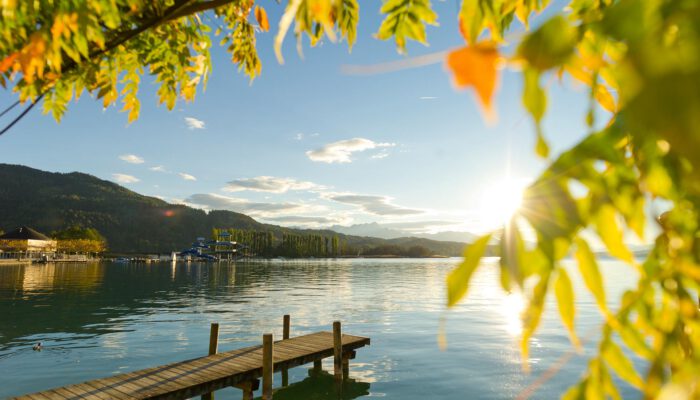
[{"xmin": 0, "ymin": 258, "xmax": 639, "ymax": 399}]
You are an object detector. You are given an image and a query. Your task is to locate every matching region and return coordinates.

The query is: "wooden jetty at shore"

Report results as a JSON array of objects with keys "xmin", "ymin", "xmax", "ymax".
[{"xmin": 13, "ymin": 317, "xmax": 370, "ymax": 400}]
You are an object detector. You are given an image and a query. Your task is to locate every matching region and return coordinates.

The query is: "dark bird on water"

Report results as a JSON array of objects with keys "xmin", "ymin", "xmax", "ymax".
[{"xmin": 32, "ymin": 342, "xmax": 42, "ymax": 351}]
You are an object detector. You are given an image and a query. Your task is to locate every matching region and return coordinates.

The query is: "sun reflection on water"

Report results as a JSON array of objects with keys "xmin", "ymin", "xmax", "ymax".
[{"xmin": 499, "ymin": 292, "xmax": 525, "ymax": 337}]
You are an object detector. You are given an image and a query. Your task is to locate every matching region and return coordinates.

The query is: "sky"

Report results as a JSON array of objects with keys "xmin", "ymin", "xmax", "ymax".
[{"xmin": 0, "ymin": 1, "xmax": 600, "ymax": 236}]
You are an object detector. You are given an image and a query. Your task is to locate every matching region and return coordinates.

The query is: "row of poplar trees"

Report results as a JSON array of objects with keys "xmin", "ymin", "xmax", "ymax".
[{"xmin": 211, "ymin": 228, "xmax": 343, "ymax": 258}]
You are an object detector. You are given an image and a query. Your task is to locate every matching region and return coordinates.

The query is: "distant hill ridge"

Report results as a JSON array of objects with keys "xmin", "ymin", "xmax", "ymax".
[{"xmin": 0, "ymin": 164, "xmax": 470, "ymax": 255}]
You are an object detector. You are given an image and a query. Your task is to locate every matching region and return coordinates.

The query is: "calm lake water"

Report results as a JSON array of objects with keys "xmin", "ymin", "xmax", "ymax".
[{"xmin": 0, "ymin": 259, "xmax": 639, "ymax": 399}]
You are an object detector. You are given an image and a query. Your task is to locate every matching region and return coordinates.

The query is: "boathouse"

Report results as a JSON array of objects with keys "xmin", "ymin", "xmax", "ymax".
[{"xmin": 0, "ymin": 226, "xmax": 57, "ymax": 256}]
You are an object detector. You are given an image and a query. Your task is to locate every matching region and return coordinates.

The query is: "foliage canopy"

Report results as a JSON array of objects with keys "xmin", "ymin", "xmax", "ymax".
[{"xmin": 2, "ymin": 0, "xmax": 700, "ymax": 397}]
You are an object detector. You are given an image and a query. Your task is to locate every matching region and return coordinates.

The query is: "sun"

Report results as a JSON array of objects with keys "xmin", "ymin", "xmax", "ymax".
[{"xmin": 480, "ymin": 178, "xmax": 527, "ymax": 228}]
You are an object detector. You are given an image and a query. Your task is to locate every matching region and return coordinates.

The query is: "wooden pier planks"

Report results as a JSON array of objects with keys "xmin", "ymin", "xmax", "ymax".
[{"xmin": 13, "ymin": 331, "xmax": 370, "ymax": 400}]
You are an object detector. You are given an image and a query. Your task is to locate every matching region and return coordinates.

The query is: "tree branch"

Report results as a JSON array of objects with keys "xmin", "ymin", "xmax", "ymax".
[
  {"xmin": 0, "ymin": 0, "xmax": 197, "ymax": 135},
  {"xmin": 164, "ymin": 0, "xmax": 239, "ymax": 22}
]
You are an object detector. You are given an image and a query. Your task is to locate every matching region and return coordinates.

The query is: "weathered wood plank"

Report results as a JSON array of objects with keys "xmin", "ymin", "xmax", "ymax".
[{"xmin": 16, "ymin": 331, "xmax": 370, "ymax": 400}]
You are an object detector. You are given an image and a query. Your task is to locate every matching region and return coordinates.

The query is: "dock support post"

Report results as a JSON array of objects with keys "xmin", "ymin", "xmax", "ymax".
[
  {"xmin": 282, "ymin": 315, "xmax": 290, "ymax": 387},
  {"xmin": 234, "ymin": 379, "xmax": 259, "ymax": 400},
  {"xmin": 283, "ymin": 315, "xmax": 290, "ymax": 339},
  {"xmin": 333, "ymin": 321, "xmax": 343, "ymax": 381},
  {"xmin": 342, "ymin": 356, "xmax": 349, "ymax": 378},
  {"xmin": 262, "ymin": 333, "xmax": 273, "ymax": 400},
  {"xmin": 202, "ymin": 323, "xmax": 219, "ymax": 400},
  {"xmin": 313, "ymin": 359, "xmax": 323, "ymax": 374}
]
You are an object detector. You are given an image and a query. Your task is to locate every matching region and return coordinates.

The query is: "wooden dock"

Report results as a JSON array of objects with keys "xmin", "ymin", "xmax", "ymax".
[{"xmin": 13, "ymin": 318, "xmax": 370, "ymax": 400}]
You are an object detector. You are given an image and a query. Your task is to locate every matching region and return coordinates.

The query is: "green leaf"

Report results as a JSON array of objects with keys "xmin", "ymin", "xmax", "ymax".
[
  {"xmin": 447, "ymin": 233, "xmax": 492, "ymax": 307},
  {"xmin": 376, "ymin": 0, "xmax": 438, "ymax": 53},
  {"xmin": 602, "ymin": 341, "xmax": 644, "ymax": 389},
  {"xmin": 523, "ymin": 68, "xmax": 546, "ymax": 122},
  {"xmin": 458, "ymin": 0, "xmax": 484, "ymax": 44},
  {"xmin": 522, "ymin": 67, "xmax": 549, "ymax": 158},
  {"xmin": 535, "ymin": 128, "xmax": 549, "ymax": 158},
  {"xmin": 554, "ymin": 268, "xmax": 580, "ymax": 348},
  {"xmin": 521, "ymin": 178, "xmax": 581, "ymax": 242},
  {"xmin": 337, "ymin": 0, "xmax": 359, "ymax": 49},
  {"xmin": 517, "ymin": 15, "xmax": 578, "ymax": 70},
  {"xmin": 574, "ymin": 237, "xmax": 607, "ymax": 313}
]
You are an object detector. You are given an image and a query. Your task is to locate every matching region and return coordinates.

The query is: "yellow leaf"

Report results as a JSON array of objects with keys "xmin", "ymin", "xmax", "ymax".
[
  {"xmin": 255, "ymin": 6, "xmax": 270, "ymax": 32},
  {"xmin": 574, "ymin": 238, "xmax": 607, "ymax": 313},
  {"xmin": 602, "ymin": 341, "xmax": 644, "ymax": 389},
  {"xmin": 554, "ymin": 268, "xmax": 580, "ymax": 348},
  {"xmin": 446, "ymin": 43, "xmax": 500, "ymax": 121},
  {"xmin": 619, "ymin": 324, "xmax": 654, "ymax": 360},
  {"xmin": 446, "ymin": 233, "xmax": 492, "ymax": 307},
  {"xmin": 521, "ymin": 271, "xmax": 550, "ymax": 371},
  {"xmin": 595, "ymin": 85, "xmax": 616, "ymax": 112},
  {"xmin": 595, "ymin": 205, "xmax": 633, "ymax": 262}
]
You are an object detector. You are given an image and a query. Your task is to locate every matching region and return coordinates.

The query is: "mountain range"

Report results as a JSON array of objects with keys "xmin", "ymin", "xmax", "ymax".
[
  {"xmin": 0, "ymin": 164, "xmax": 475, "ymax": 256},
  {"xmin": 329, "ymin": 222, "xmax": 477, "ymax": 242}
]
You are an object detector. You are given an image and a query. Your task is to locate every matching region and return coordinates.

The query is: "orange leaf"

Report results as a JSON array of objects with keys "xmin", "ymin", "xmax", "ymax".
[
  {"xmin": 0, "ymin": 52, "xmax": 18, "ymax": 73},
  {"xmin": 18, "ymin": 33, "xmax": 47, "ymax": 83},
  {"xmin": 255, "ymin": 6, "xmax": 270, "ymax": 32},
  {"xmin": 446, "ymin": 43, "xmax": 500, "ymax": 121}
]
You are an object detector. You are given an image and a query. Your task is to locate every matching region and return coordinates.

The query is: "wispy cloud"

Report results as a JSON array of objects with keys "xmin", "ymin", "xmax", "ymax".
[
  {"xmin": 419, "ymin": 96, "xmax": 437, "ymax": 100},
  {"xmin": 150, "ymin": 165, "xmax": 167, "ymax": 172},
  {"xmin": 112, "ymin": 173, "xmax": 140, "ymax": 184},
  {"xmin": 185, "ymin": 117, "xmax": 205, "ymax": 130},
  {"xmin": 294, "ymin": 132, "xmax": 319, "ymax": 141},
  {"xmin": 371, "ymin": 150, "xmax": 390, "ymax": 159},
  {"xmin": 179, "ymin": 172, "xmax": 197, "ymax": 181},
  {"xmin": 263, "ymin": 215, "xmax": 348, "ymax": 226},
  {"xmin": 322, "ymin": 192, "xmax": 423, "ymax": 216},
  {"xmin": 306, "ymin": 138, "xmax": 395, "ymax": 163},
  {"xmin": 223, "ymin": 176, "xmax": 322, "ymax": 193},
  {"xmin": 119, "ymin": 154, "xmax": 144, "ymax": 164},
  {"xmin": 185, "ymin": 193, "xmax": 318, "ymax": 217}
]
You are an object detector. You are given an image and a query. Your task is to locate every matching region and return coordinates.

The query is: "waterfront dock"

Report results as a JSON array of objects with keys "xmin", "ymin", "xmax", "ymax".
[{"xmin": 13, "ymin": 317, "xmax": 369, "ymax": 400}]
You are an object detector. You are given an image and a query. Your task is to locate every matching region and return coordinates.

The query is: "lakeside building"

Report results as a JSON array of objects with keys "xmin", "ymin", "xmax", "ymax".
[{"xmin": 0, "ymin": 226, "xmax": 57, "ymax": 260}]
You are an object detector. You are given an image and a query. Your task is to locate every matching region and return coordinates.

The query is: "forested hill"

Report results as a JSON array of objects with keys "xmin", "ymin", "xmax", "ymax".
[{"xmin": 0, "ymin": 164, "xmax": 471, "ymax": 255}]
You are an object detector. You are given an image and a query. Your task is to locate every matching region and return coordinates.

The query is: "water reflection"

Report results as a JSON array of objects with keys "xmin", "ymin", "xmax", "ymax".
[
  {"xmin": 0, "ymin": 259, "xmax": 639, "ymax": 399},
  {"xmin": 256, "ymin": 371, "xmax": 370, "ymax": 400},
  {"xmin": 499, "ymin": 293, "xmax": 525, "ymax": 337}
]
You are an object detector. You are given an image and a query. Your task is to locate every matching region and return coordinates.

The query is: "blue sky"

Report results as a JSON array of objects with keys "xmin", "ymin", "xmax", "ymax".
[{"xmin": 0, "ymin": 1, "xmax": 597, "ymax": 235}]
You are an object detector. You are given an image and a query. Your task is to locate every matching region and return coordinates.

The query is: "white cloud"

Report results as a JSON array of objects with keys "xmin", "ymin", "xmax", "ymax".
[
  {"xmin": 150, "ymin": 165, "xmax": 167, "ymax": 172},
  {"xmin": 306, "ymin": 138, "xmax": 395, "ymax": 163},
  {"xmin": 119, "ymin": 154, "xmax": 144, "ymax": 164},
  {"xmin": 179, "ymin": 172, "xmax": 197, "ymax": 181},
  {"xmin": 223, "ymin": 176, "xmax": 322, "ymax": 193},
  {"xmin": 322, "ymin": 192, "xmax": 423, "ymax": 216},
  {"xmin": 185, "ymin": 117, "xmax": 205, "ymax": 130},
  {"xmin": 185, "ymin": 193, "xmax": 319, "ymax": 218},
  {"xmin": 371, "ymin": 150, "xmax": 390, "ymax": 159},
  {"xmin": 419, "ymin": 96, "xmax": 437, "ymax": 100},
  {"xmin": 112, "ymin": 173, "xmax": 140, "ymax": 184},
  {"xmin": 263, "ymin": 215, "xmax": 349, "ymax": 226}
]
